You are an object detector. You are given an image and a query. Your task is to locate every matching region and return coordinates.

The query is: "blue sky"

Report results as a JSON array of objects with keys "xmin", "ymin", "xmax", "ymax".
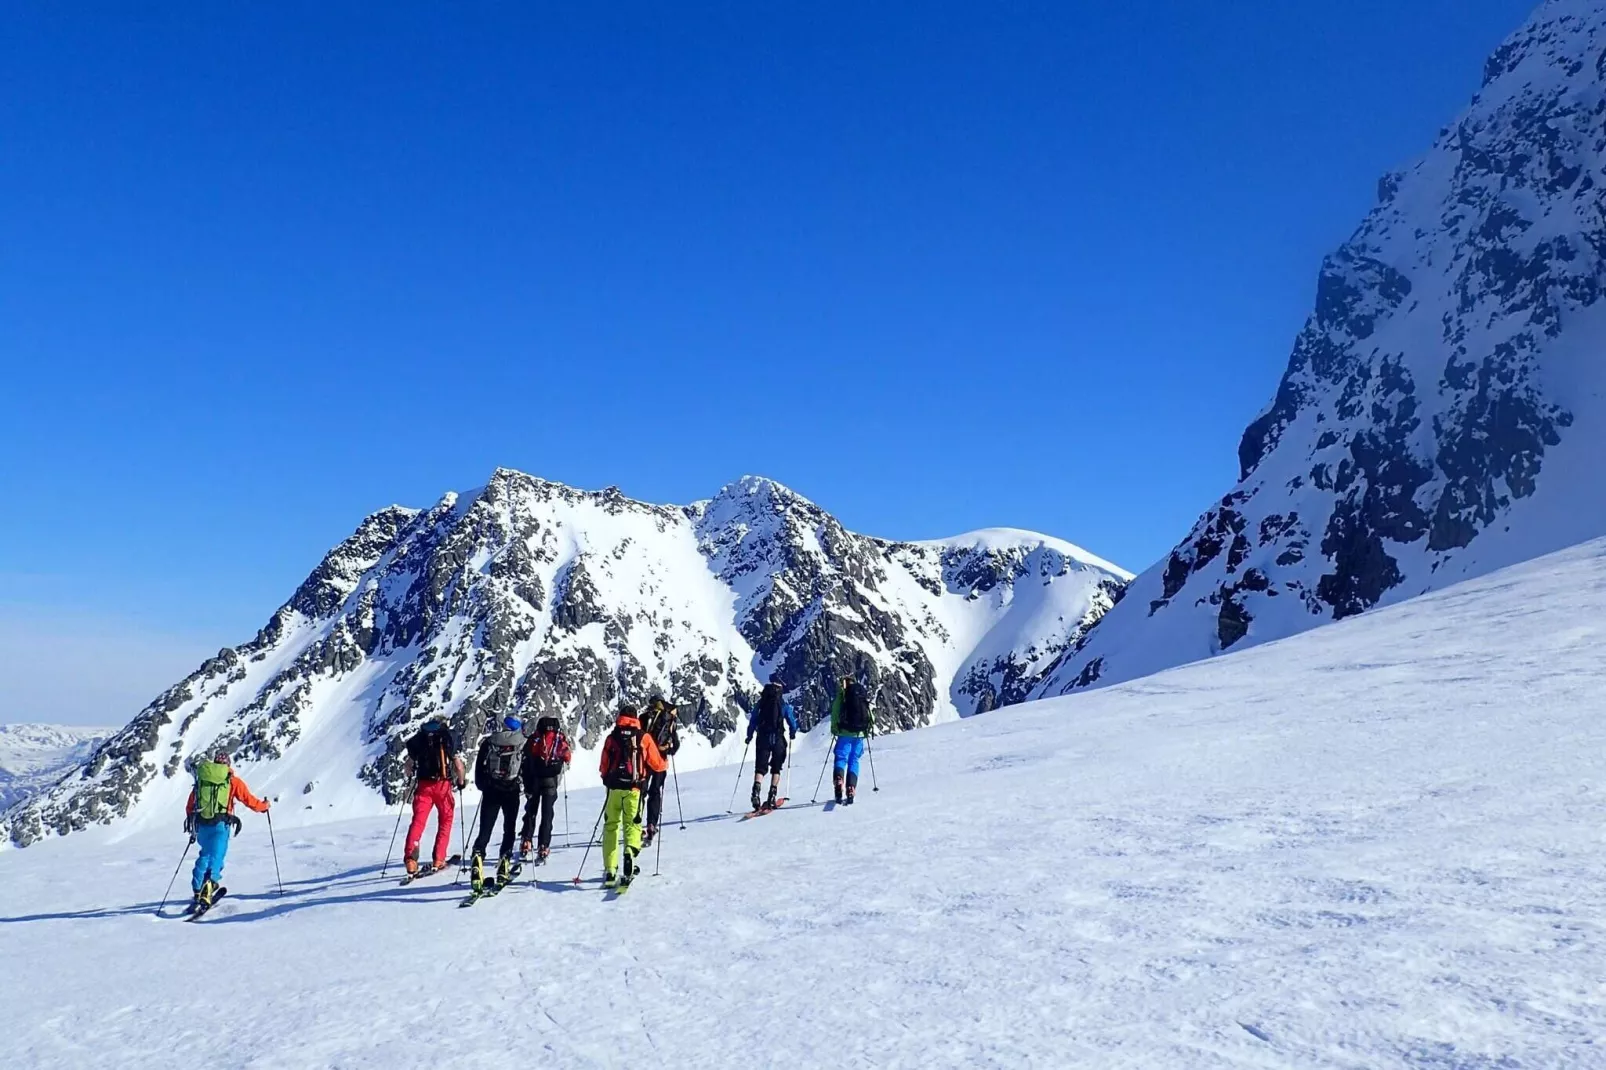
[{"xmin": 1, "ymin": 0, "xmax": 1537, "ymax": 724}]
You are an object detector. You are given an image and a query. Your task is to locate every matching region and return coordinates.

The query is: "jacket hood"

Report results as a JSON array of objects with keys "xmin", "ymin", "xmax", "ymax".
[{"xmin": 616, "ymin": 715, "xmax": 642, "ymax": 729}]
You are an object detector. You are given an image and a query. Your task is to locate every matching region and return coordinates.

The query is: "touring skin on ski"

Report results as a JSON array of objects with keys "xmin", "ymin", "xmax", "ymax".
[
  {"xmin": 741, "ymin": 797, "xmax": 788, "ymax": 820},
  {"xmin": 400, "ymin": 854, "xmax": 462, "ymax": 886}
]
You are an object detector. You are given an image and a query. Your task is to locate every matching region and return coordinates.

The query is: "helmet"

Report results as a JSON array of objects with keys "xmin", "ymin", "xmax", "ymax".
[
  {"xmin": 503, "ymin": 716, "xmax": 523, "ymax": 732},
  {"xmin": 212, "ymin": 751, "xmax": 231, "ymax": 765}
]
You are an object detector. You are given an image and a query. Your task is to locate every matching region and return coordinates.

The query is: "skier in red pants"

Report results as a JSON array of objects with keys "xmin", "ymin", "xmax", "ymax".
[{"xmin": 402, "ymin": 717, "xmax": 467, "ymax": 875}]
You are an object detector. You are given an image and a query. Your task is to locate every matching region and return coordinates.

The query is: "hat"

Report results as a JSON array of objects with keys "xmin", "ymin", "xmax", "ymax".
[{"xmin": 212, "ymin": 751, "xmax": 231, "ymax": 765}]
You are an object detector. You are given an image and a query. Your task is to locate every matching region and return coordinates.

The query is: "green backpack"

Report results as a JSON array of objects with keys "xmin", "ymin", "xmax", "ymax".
[{"xmin": 194, "ymin": 760, "xmax": 233, "ymax": 821}]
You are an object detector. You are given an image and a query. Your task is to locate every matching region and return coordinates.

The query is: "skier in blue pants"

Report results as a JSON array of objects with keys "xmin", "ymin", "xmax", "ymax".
[
  {"xmin": 183, "ymin": 752, "xmax": 271, "ymax": 909},
  {"xmin": 828, "ymin": 676, "xmax": 874, "ymax": 804}
]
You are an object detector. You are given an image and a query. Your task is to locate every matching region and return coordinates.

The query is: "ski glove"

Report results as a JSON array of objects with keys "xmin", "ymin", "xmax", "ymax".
[
  {"xmin": 226, "ymin": 814, "xmax": 244, "ymax": 837},
  {"xmin": 183, "ymin": 813, "xmax": 195, "ymax": 835}
]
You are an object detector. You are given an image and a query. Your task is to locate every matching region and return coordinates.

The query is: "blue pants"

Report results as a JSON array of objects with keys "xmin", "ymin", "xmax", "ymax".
[
  {"xmin": 192, "ymin": 820, "xmax": 231, "ymax": 892},
  {"xmin": 833, "ymin": 736, "xmax": 865, "ymax": 777}
]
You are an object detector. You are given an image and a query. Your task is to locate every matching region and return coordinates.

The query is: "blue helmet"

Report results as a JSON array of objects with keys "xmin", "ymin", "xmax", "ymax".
[{"xmin": 503, "ymin": 715, "xmax": 523, "ymax": 732}]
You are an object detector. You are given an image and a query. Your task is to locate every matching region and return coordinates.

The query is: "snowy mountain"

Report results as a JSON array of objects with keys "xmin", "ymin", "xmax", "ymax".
[
  {"xmin": 1040, "ymin": 0, "xmax": 1606, "ymax": 695},
  {"xmin": 5, "ymin": 535, "xmax": 1603, "ymax": 1067},
  {"xmin": 0, "ymin": 724, "xmax": 111, "ymax": 813},
  {"xmin": 1, "ymin": 469, "xmax": 1126, "ymax": 848}
]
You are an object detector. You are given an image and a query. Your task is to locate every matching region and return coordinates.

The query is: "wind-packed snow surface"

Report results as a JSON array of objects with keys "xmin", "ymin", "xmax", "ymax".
[
  {"xmin": 1040, "ymin": 0, "xmax": 1606, "ymax": 697},
  {"xmin": 2, "ymin": 469, "xmax": 1126, "ymax": 848},
  {"xmin": 4, "ymin": 537, "xmax": 1603, "ymax": 1069}
]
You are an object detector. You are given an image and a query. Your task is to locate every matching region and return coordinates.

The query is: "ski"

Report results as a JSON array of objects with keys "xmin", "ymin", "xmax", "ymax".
[
  {"xmin": 460, "ymin": 863, "xmax": 522, "ymax": 906},
  {"xmin": 185, "ymin": 886, "xmax": 228, "ymax": 921}
]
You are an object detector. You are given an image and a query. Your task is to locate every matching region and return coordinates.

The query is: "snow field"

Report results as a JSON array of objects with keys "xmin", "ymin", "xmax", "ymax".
[{"xmin": 4, "ymin": 539, "xmax": 1606, "ymax": 1067}]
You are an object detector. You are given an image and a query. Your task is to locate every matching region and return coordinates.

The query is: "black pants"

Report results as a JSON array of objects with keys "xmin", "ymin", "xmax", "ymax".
[
  {"xmin": 643, "ymin": 770, "xmax": 667, "ymax": 829},
  {"xmin": 474, "ymin": 786, "xmax": 520, "ymax": 859},
  {"xmin": 754, "ymin": 734, "xmax": 788, "ymax": 776},
  {"xmin": 519, "ymin": 786, "xmax": 559, "ymax": 851}
]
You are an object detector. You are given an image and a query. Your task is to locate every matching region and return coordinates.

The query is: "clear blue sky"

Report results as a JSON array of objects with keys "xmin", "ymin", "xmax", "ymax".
[{"xmin": 1, "ymin": 0, "xmax": 1536, "ymax": 723}]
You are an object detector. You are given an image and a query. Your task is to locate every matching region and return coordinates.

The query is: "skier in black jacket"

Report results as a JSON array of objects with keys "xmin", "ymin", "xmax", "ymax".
[
  {"xmin": 471, "ymin": 716, "xmax": 525, "ymax": 889},
  {"xmin": 518, "ymin": 716, "xmax": 572, "ymax": 862}
]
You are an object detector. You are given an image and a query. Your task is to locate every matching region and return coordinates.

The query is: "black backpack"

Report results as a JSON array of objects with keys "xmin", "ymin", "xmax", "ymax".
[
  {"xmin": 602, "ymin": 725, "xmax": 643, "ymax": 790},
  {"xmin": 757, "ymin": 683, "xmax": 786, "ymax": 738},
  {"xmin": 839, "ymin": 681, "xmax": 870, "ymax": 734},
  {"xmin": 642, "ymin": 702, "xmax": 680, "ymax": 756},
  {"xmin": 409, "ymin": 724, "xmax": 454, "ymax": 781}
]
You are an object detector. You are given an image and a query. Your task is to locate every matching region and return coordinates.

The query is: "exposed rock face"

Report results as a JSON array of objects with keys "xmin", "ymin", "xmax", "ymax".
[
  {"xmin": 3, "ymin": 472, "xmax": 1126, "ymax": 847},
  {"xmin": 1041, "ymin": 0, "xmax": 1606, "ymax": 696}
]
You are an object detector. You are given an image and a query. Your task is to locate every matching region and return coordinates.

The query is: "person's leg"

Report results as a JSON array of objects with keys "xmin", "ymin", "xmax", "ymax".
[
  {"xmin": 602, "ymin": 788, "xmax": 625, "ymax": 877},
  {"xmin": 832, "ymin": 736, "xmax": 850, "ymax": 801},
  {"xmin": 645, "ymin": 772, "xmax": 664, "ymax": 829},
  {"xmin": 431, "ymin": 782, "xmax": 456, "ymax": 869},
  {"xmin": 473, "ymin": 793, "xmax": 497, "ymax": 858},
  {"xmin": 497, "ymin": 791, "xmax": 519, "ymax": 861},
  {"xmin": 845, "ymin": 738, "xmax": 865, "ymax": 801},
  {"xmin": 404, "ymin": 787, "xmax": 432, "ymax": 869},
  {"xmin": 537, "ymin": 788, "xmax": 557, "ymax": 853},
  {"xmin": 192, "ymin": 821, "xmax": 227, "ymax": 893},
  {"xmin": 623, "ymin": 789, "xmax": 643, "ymax": 880}
]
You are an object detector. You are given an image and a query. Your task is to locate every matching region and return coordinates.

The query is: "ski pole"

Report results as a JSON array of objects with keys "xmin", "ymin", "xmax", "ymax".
[
  {"xmin": 571, "ymin": 799, "xmax": 607, "ymax": 885},
  {"xmin": 380, "ymin": 790, "xmax": 408, "ymax": 877},
  {"xmin": 867, "ymin": 735, "xmax": 879, "ymax": 792},
  {"xmin": 653, "ymin": 812, "xmax": 664, "ymax": 877},
  {"xmin": 266, "ymin": 808, "xmax": 286, "ymax": 896},
  {"xmin": 810, "ymin": 738, "xmax": 834, "ymax": 803},
  {"xmin": 156, "ymin": 837, "xmax": 194, "ymax": 915},
  {"xmin": 562, "ymin": 772, "xmax": 571, "ymax": 847},
  {"xmin": 786, "ymin": 738, "xmax": 795, "ymax": 802},
  {"xmin": 456, "ymin": 796, "xmax": 483, "ymax": 883},
  {"xmin": 725, "ymin": 738, "xmax": 751, "ymax": 813},
  {"xmin": 670, "ymin": 757, "xmax": 686, "ymax": 830}
]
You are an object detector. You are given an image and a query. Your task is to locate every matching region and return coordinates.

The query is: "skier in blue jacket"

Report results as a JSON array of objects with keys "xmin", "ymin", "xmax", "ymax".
[{"xmin": 746, "ymin": 680, "xmax": 798, "ymax": 812}]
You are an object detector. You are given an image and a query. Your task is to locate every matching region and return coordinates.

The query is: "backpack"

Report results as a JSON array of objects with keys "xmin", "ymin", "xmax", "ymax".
[
  {"xmin": 409, "ymin": 725, "xmax": 454, "ymax": 781},
  {"xmin": 642, "ymin": 702, "xmax": 680, "ymax": 755},
  {"xmin": 756, "ymin": 683, "xmax": 785, "ymax": 738},
  {"xmin": 602, "ymin": 725, "xmax": 643, "ymax": 790},
  {"xmin": 527, "ymin": 719, "xmax": 571, "ymax": 774},
  {"xmin": 839, "ymin": 680, "xmax": 870, "ymax": 734},
  {"xmin": 481, "ymin": 731, "xmax": 523, "ymax": 786},
  {"xmin": 194, "ymin": 760, "xmax": 232, "ymax": 821}
]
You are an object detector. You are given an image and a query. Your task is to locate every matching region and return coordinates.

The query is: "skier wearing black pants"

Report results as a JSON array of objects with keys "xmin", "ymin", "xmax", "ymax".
[
  {"xmin": 519, "ymin": 716, "xmax": 572, "ymax": 862},
  {"xmin": 472, "ymin": 715, "xmax": 525, "ymax": 889},
  {"xmin": 640, "ymin": 698, "xmax": 681, "ymax": 844},
  {"xmin": 747, "ymin": 681, "xmax": 798, "ymax": 812}
]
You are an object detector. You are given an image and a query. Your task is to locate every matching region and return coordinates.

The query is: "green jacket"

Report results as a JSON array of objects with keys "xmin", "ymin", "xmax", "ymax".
[{"xmin": 828, "ymin": 684, "xmax": 874, "ymax": 739}]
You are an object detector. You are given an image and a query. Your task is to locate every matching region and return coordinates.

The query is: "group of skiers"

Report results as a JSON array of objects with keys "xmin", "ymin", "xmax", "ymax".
[{"xmin": 178, "ymin": 675, "xmax": 876, "ymax": 910}]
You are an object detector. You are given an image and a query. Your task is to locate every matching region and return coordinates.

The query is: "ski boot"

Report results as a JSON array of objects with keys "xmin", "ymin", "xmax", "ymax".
[
  {"xmin": 470, "ymin": 853, "xmax": 486, "ymax": 893},
  {"xmin": 404, "ymin": 853, "xmax": 420, "ymax": 877},
  {"xmin": 845, "ymin": 771, "xmax": 857, "ymax": 806},
  {"xmin": 537, "ymin": 845, "xmax": 550, "ymax": 863},
  {"xmin": 603, "ymin": 870, "xmax": 618, "ymax": 888},
  {"xmin": 833, "ymin": 772, "xmax": 845, "ymax": 804},
  {"xmin": 765, "ymin": 785, "xmax": 779, "ymax": 812},
  {"xmin": 750, "ymin": 782, "xmax": 762, "ymax": 812},
  {"xmin": 519, "ymin": 838, "xmax": 533, "ymax": 862},
  {"xmin": 621, "ymin": 849, "xmax": 636, "ymax": 888},
  {"xmin": 497, "ymin": 856, "xmax": 512, "ymax": 884}
]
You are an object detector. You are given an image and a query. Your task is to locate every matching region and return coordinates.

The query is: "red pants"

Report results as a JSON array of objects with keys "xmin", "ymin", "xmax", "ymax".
[{"xmin": 405, "ymin": 780, "xmax": 456, "ymax": 867}]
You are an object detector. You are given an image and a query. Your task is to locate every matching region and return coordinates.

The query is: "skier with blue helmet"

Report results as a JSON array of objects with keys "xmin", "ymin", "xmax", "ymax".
[{"xmin": 470, "ymin": 715, "xmax": 526, "ymax": 890}]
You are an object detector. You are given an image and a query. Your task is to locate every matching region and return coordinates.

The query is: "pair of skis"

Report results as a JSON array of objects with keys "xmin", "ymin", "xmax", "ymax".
[
  {"xmin": 460, "ymin": 861, "xmax": 523, "ymax": 907},
  {"xmin": 398, "ymin": 853, "xmax": 463, "ymax": 886},
  {"xmin": 182, "ymin": 886, "xmax": 228, "ymax": 921},
  {"xmin": 740, "ymin": 797, "xmax": 789, "ymax": 821}
]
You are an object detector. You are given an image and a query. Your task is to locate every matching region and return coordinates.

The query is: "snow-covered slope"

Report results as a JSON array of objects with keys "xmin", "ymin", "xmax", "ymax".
[
  {"xmin": 0, "ymin": 724, "xmax": 111, "ymax": 812},
  {"xmin": 1, "ymin": 469, "xmax": 1126, "ymax": 847},
  {"xmin": 1041, "ymin": 0, "xmax": 1606, "ymax": 696},
  {"xmin": 3, "ymin": 535, "xmax": 1603, "ymax": 1068}
]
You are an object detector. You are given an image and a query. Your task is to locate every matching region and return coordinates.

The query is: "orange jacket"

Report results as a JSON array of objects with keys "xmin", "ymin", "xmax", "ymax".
[
  {"xmin": 598, "ymin": 716, "xmax": 667, "ymax": 785},
  {"xmin": 186, "ymin": 772, "xmax": 270, "ymax": 816}
]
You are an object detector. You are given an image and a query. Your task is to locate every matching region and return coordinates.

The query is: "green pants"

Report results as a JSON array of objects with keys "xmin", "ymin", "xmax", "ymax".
[{"xmin": 602, "ymin": 787, "xmax": 642, "ymax": 875}]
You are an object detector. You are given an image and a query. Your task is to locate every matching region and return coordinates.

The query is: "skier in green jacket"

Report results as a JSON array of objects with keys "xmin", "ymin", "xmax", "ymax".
[{"xmin": 828, "ymin": 676, "xmax": 874, "ymax": 804}]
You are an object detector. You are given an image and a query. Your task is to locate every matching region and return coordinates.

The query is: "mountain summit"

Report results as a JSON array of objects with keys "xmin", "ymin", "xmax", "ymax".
[
  {"xmin": 4, "ymin": 469, "xmax": 1126, "ymax": 846},
  {"xmin": 1039, "ymin": 0, "xmax": 1606, "ymax": 695}
]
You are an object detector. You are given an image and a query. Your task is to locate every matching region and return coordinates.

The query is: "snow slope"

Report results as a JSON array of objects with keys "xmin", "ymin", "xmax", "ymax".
[
  {"xmin": 3, "ymin": 537, "xmax": 1603, "ymax": 1068},
  {"xmin": 0, "ymin": 724, "xmax": 111, "ymax": 812},
  {"xmin": 1040, "ymin": 0, "xmax": 1606, "ymax": 696}
]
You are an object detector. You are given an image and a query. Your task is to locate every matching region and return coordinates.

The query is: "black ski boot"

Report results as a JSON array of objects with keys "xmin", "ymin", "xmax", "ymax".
[
  {"xmin": 766, "ymin": 785, "xmax": 778, "ymax": 811},
  {"xmin": 845, "ymin": 771, "xmax": 858, "ymax": 805},
  {"xmin": 622, "ymin": 848, "xmax": 636, "ymax": 887},
  {"xmin": 833, "ymin": 772, "xmax": 845, "ymax": 803},
  {"xmin": 750, "ymin": 783, "xmax": 762, "ymax": 812}
]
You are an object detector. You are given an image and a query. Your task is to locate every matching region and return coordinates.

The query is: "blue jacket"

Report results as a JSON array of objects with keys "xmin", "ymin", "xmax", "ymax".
[{"xmin": 746, "ymin": 701, "xmax": 798, "ymax": 743}]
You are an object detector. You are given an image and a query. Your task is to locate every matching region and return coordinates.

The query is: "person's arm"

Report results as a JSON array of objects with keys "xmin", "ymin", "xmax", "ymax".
[
  {"xmin": 829, "ymin": 689, "xmax": 842, "ymax": 736},
  {"xmin": 598, "ymin": 735, "xmax": 613, "ymax": 778},
  {"xmin": 783, "ymin": 703, "xmax": 798, "ymax": 739},
  {"xmin": 185, "ymin": 787, "xmax": 196, "ymax": 816},
  {"xmin": 744, "ymin": 706, "xmax": 755, "ymax": 744},
  {"xmin": 643, "ymin": 734, "xmax": 667, "ymax": 774},
  {"xmin": 232, "ymin": 778, "xmax": 271, "ymax": 814},
  {"xmin": 867, "ymin": 699, "xmax": 875, "ymax": 738}
]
